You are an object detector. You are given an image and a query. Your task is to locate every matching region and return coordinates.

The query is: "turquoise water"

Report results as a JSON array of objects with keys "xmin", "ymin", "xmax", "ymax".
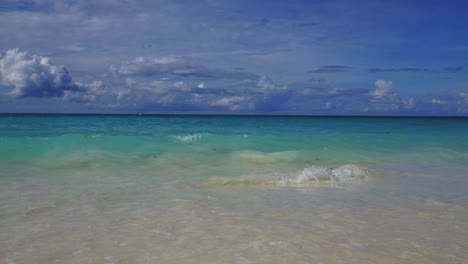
[{"xmin": 1, "ymin": 115, "xmax": 468, "ymax": 263}]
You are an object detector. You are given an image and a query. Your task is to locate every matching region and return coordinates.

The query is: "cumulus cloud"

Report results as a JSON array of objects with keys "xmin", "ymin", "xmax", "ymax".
[
  {"xmin": 173, "ymin": 81, "xmax": 189, "ymax": 91},
  {"xmin": 256, "ymin": 75, "xmax": 287, "ymax": 92},
  {"xmin": 456, "ymin": 93, "xmax": 468, "ymax": 114},
  {"xmin": 118, "ymin": 73, "xmax": 293, "ymax": 112},
  {"xmin": 0, "ymin": 49, "xmax": 107, "ymax": 106},
  {"xmin": 371, "ymin": 80, "xmax": 392, "ymax": 100},
  {"xmin": 0, "ymin": 49, "xmax": 84, "ymax": 98},
  {"xmin": 361, "ymin": 80, "xmax": 420, "ymax": 113},
  {"xmin": 210, "ymin": 96, "xmax": 250, "ymax": 111},
  {"xmin": 414, "ymin": 93, "xmax": 468, "ymax": 115},
  {"xmin": 323, "ymin": 101, "xmax": 334, "ymax": 110},
  {"xmin": 432, "ymin": 98, "xmax": 447, "ymax": 105},
  {"xmin": 3, "ymin": 50, "xmax": 457, "ymax": 115},
  {"xmin": 459, "ymin": 93, "xmax": 468, "ymax": 102},
  {"xmin": 63, "ymin": 81, "xmax": 106, "ymax": 103},
  {"xmin": 401, "ymin": 97, "xmax": 416, "ymax": 110},
  {"xmin": 116, "ymin": 89, "xmax": 131, "ymax": 101}
]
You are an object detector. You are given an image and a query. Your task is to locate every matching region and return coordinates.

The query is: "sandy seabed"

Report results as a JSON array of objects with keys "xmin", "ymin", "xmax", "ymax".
[{"xmin": 1, "ymin": 180, "xmax": 468, "ymax": 264}]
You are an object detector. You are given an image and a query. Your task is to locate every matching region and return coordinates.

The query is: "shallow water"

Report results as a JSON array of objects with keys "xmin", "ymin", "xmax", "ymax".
[{"xmin": 1, "ymin": 115, "xmax": 467, "ymax": 263}]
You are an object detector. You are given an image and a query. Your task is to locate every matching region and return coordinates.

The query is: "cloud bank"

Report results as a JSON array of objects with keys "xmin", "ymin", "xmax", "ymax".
[{"xmin": 1, "ymin": 49, "xmax": 466, "ymax": 115}]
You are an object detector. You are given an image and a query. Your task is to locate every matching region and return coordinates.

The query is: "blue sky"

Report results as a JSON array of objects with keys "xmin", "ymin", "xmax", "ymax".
[{"xmin": 0, "ymin": 0, "xmax": 467, "ymax": 115}]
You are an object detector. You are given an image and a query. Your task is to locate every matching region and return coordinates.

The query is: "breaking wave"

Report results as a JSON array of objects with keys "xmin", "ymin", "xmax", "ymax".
[
  {"xmin": 203, "ymin": 164, "xmax": 369, "ymax": 187},
  {"xmin": 278, "ymin": 164, "xmax": 368, "ymax": 184},
  {"xmin": 174, "ymin": 133, "xmax": 204, "ymax": 143}
]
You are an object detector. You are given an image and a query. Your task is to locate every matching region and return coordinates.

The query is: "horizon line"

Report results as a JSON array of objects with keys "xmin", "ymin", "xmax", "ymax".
[{"xmin": 1, "ymin": 113, "xmax": 467, "ymax": 118}]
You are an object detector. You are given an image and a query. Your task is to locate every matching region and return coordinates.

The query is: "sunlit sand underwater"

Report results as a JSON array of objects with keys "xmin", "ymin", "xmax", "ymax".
[{"xmin": 1, "ymin": 115, "xmax": 468, "ymax": 263}]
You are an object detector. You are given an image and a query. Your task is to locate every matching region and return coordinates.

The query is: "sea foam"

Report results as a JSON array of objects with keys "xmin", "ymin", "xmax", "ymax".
[
  {"xmin": 175, "ymin": 133, "xmax": 203, "ymax": 143},
  {"xmin": 278, "ymin": 164, "xmax": 368, "ymax": 184},
  {"xmin": 204, "ymin": 164, "xmax": 369, "ymax": 187}
]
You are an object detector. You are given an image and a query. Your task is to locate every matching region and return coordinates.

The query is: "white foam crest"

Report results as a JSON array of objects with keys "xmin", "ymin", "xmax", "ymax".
[
  {"xmin": 202, "ymin": 164, "xmax": 370, "ymax": 187},
  {"xmin": 175, "ymin": 133, "xmax": 203, "ymax": 143},
  {"xmin": 332, "ymin": 165, "xmax": 369, "ymax": 181},
  {"xmin": 279, "ymin": 164, "xmax": 368, "ymax": 185}
]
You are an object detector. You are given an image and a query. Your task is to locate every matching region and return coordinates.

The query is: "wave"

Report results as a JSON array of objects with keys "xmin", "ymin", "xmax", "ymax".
[
  {"xmin": 202, "ymin": 164, "xmax": 369, "ymax": 187},
  {"xmin": 174, "ymin": 133, "xmax": 204, "ymax": 143},
  {"xmin": 278, "ymin": 164, "xmax": 368, "ymax": 184}
]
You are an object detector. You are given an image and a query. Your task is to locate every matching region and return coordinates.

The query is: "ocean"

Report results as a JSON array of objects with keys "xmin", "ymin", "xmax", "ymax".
[{"xmin": 1, "ymin": 115, "xmax": 467, "ymax": 263}]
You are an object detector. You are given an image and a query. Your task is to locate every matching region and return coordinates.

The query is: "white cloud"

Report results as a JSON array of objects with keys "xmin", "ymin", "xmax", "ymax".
[
  {"xmin": 0, "ymin": 49, "xmax": 107, "ymax": 105},
  {"xmin": 257, "ymin": 75, "xmax": 277, "ymax": 91},
  {"xmin": 402, "ymin": 97, "xmax": 416, "ymax": 109},
  {"xmin": 0, "ymin": 48, "xmax": 83, "ymax": 98},
  {"xmin": 456, "ymin": 93, "xmax": 468, "ymax": 113},
  {"xmin": 256, "ymin": 75, "xmax": 287, "ymax": 93},
  {"xmin": 372, "ymin": 79, "xmax": 392, "ymax": 100},
  {"xmin": 432, "ymin": 98, "xmax": 447, "ymax": 105},
  {"xmin": 63, "ymin": 81, "xmax": 106, "ymax": 103},
  {"xmin": 125, "ymin": 77, "xmax": 138, "ymax": 87},
  {"xmin": 211, "ymin": 96, "xmax": 245, "ymax": 106},
  {"xmin": 173, "ymin": 81, "xmax": 189, "ymax": 91},
  {"xmin": 210, "ymin": 96, "xmax": 251, "ymax": 111},
  {"xmin": 459, "ymin": 93, "xmax": 468, "ymax": 103},
  {"xmin": 323, "ymin": 101, "xmax": 333, "ymax": 110},
  {"xmin": 117, "ymin": 89, "xmax": 130, "ymax": 101},
  {"xmin": 363, "ymin": 80, "xmax": 415, "ymax": 113},
  {"xmin": 197, "ymin": 82, "xmax": 206, "ymax": 88}
]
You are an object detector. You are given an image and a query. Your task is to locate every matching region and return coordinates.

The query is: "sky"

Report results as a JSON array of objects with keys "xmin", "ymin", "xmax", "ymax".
[{"xmin": 0, "ymin": 0, "xmax": 467, "ymax": 115}]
